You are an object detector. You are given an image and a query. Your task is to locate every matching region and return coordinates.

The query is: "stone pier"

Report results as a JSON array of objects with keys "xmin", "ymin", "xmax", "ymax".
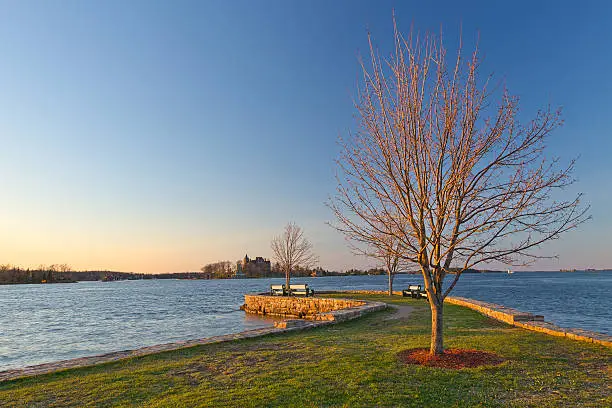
[{"xmin": 241, "ymin": 294, "xmax": 376, "ymax": 321}]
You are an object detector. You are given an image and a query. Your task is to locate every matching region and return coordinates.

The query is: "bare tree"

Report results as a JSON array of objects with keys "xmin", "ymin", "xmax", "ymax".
[
  {"xmin": 330, "ymin": 21, "xmax": 588, "ymax": 356},
  {"xmin": 201, "ymin": 261, "xmax": 233, "ymax": 279},
  {"xmin": 377, "ymin": 233, "xmax": 405, "ymax": 296},
  {"xmin": 346, "ymin": 222, "xmax": 405, "ymax": 296},
  {"xmin": 271, "ymin": 222, "xmax": 318, "ymax": 289}
]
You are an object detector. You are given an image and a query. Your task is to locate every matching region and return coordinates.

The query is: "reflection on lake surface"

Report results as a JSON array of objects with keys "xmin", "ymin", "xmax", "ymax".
[{"xmin": 1, "ymin": 271, "xmax": 610, "ymax": 370}]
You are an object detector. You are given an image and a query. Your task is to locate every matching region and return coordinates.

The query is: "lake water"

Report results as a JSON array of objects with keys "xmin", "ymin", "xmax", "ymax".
[{"xmin": 1, "ymin": 271, "xmax": 610, "ymax": 371}]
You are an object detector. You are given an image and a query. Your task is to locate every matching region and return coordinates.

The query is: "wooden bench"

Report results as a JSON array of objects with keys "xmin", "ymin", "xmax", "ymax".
[
  {"xmin": 402, "ymin": 284, "xmax": 427, "ymax": 299},
  {"xmin": 289, "ymin": 283, "xmax": 314, "ymax": 297},
  {"xmin": 270, "ymin": 284, "xmax": 286, "ymax": 296}
]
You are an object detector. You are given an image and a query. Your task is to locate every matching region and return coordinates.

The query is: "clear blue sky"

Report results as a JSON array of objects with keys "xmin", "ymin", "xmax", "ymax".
[{"xmin": 0, "ymin": 1, "xmax": 610, "ymax": 272}]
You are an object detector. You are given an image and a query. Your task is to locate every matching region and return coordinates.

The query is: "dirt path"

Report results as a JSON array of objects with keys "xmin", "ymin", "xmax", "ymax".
[{"xmin": 384, "ymin": 304, "xmax": 415, "ymax": 320}]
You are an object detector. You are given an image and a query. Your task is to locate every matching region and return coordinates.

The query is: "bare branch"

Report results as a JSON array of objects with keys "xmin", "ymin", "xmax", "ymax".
[
  {"xmin": 329, "ymin": 18, "xmax": 588, "ymax": 355},
  {"xmin": 271, "ymin": 222, "xmax": 318, "ymax": 288}
]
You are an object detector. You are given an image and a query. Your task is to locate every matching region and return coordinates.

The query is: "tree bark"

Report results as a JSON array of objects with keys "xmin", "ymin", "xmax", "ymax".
[
  {"xmin": 285, "ymin": 268, "xmax": 290, "ymax": 292},
  {"xmin": 430, "ymin": 301, "xmax": 444, "ymax": 355},
  {"xmin": 388, "ymin": 273, "xmax": 393, "ymax": 296}
]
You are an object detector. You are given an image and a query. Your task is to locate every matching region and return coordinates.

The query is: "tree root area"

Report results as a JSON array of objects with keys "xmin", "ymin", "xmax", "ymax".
[{"xmin": 398, "ymin": 348, "xmax": 505, "ymax": 369}]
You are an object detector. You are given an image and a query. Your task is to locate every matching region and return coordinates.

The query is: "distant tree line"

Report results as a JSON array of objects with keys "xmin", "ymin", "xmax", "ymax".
[
  {"xmin": 330, "ymin": 268, "xmax": 385, "ymax": 276},
  {"xmin": 0, "ymin": 264, "xmax": 76, "ymax": 284},
  {"xmin": 0, "ymin": 264, "xmax": 214, "ymax": 284},
  {"xmin": 0, "ymin": 262, "xmax": 438, "ymax": 285},
  {"xmin": 198, "ymin": 259, "xmax": 406, "ymax": 279},
  {"xmin": 201, "ymin": 261, "xmax": 235, "ymax": 279}
]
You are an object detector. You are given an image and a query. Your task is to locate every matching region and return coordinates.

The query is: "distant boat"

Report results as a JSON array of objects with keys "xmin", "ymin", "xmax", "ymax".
[{"xmin": 507, "ymin": 269, "xmax": 514, "ymax": 274}]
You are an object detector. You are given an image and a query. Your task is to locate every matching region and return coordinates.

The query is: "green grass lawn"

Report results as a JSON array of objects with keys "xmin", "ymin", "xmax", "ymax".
[{"xmin": 1, "ymin": 295, "xmax": 610, "ymax": 407}]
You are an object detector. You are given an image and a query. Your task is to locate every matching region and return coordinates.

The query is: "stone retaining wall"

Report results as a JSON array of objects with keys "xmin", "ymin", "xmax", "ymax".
[
  {"xmin": 446, "ymin": 296, "xmax": 612, "ymax": 347},
  {"xmin": 241, "ymin": 294, "xmax": 368, "ymax": 320},
  {"xmin": 323, "ymin": 290, "xmax": 611, "ymax": 347},
  {"xmin": 445, "ymin": 296, "xmax": 544, "ymax": 324}
]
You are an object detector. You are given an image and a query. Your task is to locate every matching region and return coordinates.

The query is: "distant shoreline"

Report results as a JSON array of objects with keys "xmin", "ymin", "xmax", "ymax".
[
  {"xmin": 0, "ymin": 280, "xmax": 76, "ymax": 285},
  {"xmin": 1, "ymin": 269, "xmax": 610, "ymax": 285}
]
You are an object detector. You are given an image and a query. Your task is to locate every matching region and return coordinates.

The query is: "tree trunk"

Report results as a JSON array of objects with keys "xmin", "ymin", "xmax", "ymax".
[
  {"xmin": 388, "ymin": 273, "xmax": 393, "ymax": 296},
  {"xmin": 430, "ymin": 301, "xmax": 444, "ymax": 355},
  {"xmin": 285, "ymin": 268, "xmax": 290, "ymax": 292}
]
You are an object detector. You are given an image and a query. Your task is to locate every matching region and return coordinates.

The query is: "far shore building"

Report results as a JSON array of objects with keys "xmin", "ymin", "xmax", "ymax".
[{"xmin": 237, "ymin": 254, "xmax": 271, "ymax": 278}]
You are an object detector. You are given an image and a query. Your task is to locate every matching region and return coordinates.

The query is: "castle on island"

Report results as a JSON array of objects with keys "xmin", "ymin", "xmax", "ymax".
[{"xmin": 236, "ymin": 254, "xmax": 271, "ymax": 278}]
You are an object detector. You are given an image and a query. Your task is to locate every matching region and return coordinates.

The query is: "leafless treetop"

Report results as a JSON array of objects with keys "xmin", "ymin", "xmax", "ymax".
[
  {"xmin": 330, "ymin": 22, "xmax": 589, "ymax": 300},
  {"xmin": 271, "ymin": 222, "xmax": 318, "ymax": 274}
]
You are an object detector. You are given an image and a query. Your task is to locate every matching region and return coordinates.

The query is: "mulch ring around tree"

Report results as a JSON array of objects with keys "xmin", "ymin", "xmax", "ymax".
[{"xmin": 398, "ymin": 348, "xmax": 505, "ymax": 369}]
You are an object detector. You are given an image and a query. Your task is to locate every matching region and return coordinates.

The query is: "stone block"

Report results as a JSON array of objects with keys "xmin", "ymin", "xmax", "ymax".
[
  {"xmin": 565, "ymin": 328, "xmax": 598, "ymax": 343},
  {"xmin": 517, "ymin": 321, "xmax": 567, "ymax": 337},
  {"xmin": 274, "ymin": 320, "xmax": 306, "ymax": 329}
]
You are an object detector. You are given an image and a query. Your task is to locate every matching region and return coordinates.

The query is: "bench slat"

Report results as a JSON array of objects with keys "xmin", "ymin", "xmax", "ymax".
[
  {"xmin": 402, "ymin": 285, "xmax": 427, "ymax": 299},
  {"xmin": 287, "ymin": 283, "xmax": 314, "ymax": 297},
  {"xmin": 270, "ymin": 284, "xmax": 286, "ymax": 296}
]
